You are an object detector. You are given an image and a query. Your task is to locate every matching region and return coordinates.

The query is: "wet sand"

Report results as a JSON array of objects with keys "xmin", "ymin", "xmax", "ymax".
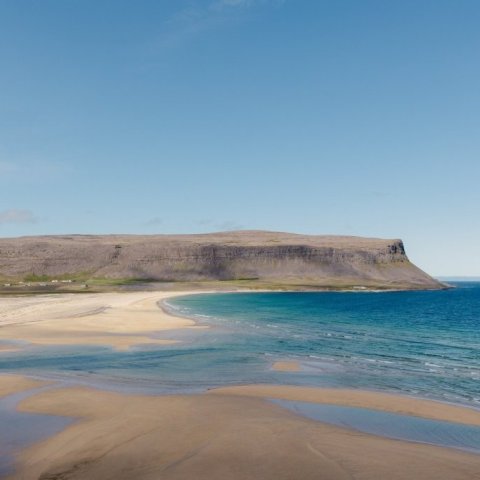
[
  {"xmin": 0, "ymin": 375, "xmax": 46, "ymax": 398},
  {"xmin": 0, "ymin": 377, "xmax": 70, "ymax": 478},
  {"xmin": 271, "ymin": 360, "xmax": 301, "ymax": 372},
  {"xmin": 4, "ymin": 381, "xmax": 479, "ymax": 480},
  {"xmin": 0, "ymin": 345, "xmax": 21, "ymax": 354},
  {"xmin": 210, "ymin": 384, "xmax": 480, "ymax": 426},
  {"xmin": 0, "ymin": 291, "xmax": 204, "ymax": 350}
]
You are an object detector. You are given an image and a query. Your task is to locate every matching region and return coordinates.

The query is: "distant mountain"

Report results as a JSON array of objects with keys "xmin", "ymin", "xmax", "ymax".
[{"xmin": 0, "ymin": 231, "xmax": 444, "ymax": 290}]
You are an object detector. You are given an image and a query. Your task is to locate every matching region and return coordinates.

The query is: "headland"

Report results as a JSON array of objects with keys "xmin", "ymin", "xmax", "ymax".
[{"xmin": 0, "ymin": 231, "xmax": 444, "ymax": 293}]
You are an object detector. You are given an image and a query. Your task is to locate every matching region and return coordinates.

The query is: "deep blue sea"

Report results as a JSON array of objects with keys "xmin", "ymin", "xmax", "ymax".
[{"xmin": 1, "ymin": 282, "xmax": 479, "ymax": 408}]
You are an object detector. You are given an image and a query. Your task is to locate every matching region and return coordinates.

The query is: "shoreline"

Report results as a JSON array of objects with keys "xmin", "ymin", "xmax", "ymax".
[
  {"xmin": 0, "ymin": 290, "xmax": 209, "ymax": 352},
  {"xmin": 0, "ymin": 279, "xmax": 453, "ymax": 298},
  {"xmin": 0, "ymin": 375, "xmax": 47, "ymax": 399},
  {"xmin": 1, "ymin": 289, "xmax": 479, "ymax": 410}
]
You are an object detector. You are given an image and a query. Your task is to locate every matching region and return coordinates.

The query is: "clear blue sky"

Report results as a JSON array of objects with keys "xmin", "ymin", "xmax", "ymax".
[{"xmin": 0, "ymin": 0, "xmax": 479, "ymax": 276}]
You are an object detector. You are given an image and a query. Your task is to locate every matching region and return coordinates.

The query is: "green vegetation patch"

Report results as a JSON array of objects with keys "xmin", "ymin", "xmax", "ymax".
[
  {"xmin": 23, "ymin": 272, "xmax": 92, "ymax": 283},
  {"xmin": 86, "ymin": 277, "xmax": 157, "ymax": 286}
]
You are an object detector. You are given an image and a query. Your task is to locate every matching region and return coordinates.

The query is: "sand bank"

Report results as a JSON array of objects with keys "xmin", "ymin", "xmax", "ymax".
[
  {"xmin": 0, "ymin": 345, "xmax": 21, "ymax": 354},
  {"xmin": 5, "ymin": 383, "xmax": 479, "ymax": 480},
  {"xmin": 271, "ymin": 360, "xmax": 301, "ymax": 371},
  {"xmin": 210, "ymin": 384, "xmax": 480, "ymax": 426},
  {"xmin": 0, "ymin": 291, "xmax": 203, "ymax": 350},
  {"xmin": 0, "ymin": 375, "xmax": 46, "ymax": 398}
]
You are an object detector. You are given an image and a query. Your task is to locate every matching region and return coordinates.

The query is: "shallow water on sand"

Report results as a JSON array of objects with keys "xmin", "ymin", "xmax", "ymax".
[
  {"xmin": 271, "ymin": 400, "xmax": 480, "ymax": 454},
  {"xmin": 0, "ymin": 386, "xmax": 73, "ymax": 476}
]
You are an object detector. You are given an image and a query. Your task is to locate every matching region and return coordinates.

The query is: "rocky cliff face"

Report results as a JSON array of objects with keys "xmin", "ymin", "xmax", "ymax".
[{"xmin": 0, "ymin": 231, "xmax": 443, "ymax": 289}]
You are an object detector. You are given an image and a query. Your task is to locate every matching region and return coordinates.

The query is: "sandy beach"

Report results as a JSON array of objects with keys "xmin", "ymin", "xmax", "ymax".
[
  {"xmin": 0, "ymin": 291, "xmax": 204, "ymax": 351},
  {"xmin": 1, "ymin": 291, "xmax": 480, "ymax": 479},
  {"xmin": 0, "ymin": 377, "xmax": 476, "ymax": 480}
]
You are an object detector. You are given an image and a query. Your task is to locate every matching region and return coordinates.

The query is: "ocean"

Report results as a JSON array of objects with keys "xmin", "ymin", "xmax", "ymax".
[{"xmin": 1, "ymin": 282, "xmax": 479, "ymax": 407}]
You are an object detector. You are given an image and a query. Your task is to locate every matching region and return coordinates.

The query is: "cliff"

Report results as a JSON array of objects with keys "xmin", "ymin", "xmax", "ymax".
[{"xmin": 0, "ymin": 231, "xmax": 443, "ymax": 290}]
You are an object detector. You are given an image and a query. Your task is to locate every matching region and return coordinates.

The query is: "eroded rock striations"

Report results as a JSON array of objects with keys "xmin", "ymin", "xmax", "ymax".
[{"xmin": 0, "ymin": 231, "xmax": 443, "ymax": 289}]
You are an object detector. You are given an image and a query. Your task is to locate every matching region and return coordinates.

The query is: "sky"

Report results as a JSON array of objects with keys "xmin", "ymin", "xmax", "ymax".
[{"xmin": 0, "ymin": 0, "xmax": 479, "ymax": 276}]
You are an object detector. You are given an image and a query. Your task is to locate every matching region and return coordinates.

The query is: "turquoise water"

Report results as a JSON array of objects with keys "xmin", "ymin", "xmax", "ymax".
[
  {"xmin": 0, "ymin": 283, "xmax": 479, "ymax": 407},
  {"xmin": 167, "ymin": 281, "xmax": 480, "ymax": 406}
]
